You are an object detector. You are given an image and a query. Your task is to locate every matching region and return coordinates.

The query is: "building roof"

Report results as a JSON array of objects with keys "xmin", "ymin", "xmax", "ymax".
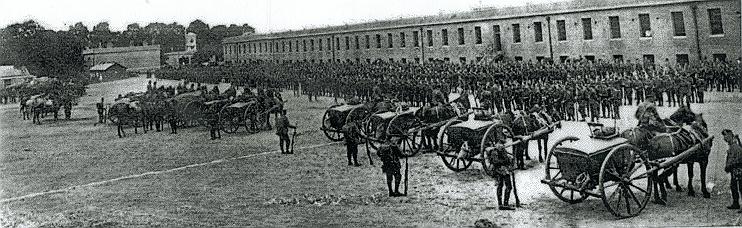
[
  {"xmin": 90, "ymin": 62, "xmax": 126, "ymax": 71},
  {"xmin": 164, "ymin": 50, "xmax": 196, "ymax": 56},
  {"xmin": 224, "ymin": 0, "xmax": 706, "ymax": 43},
  {"xmin": 82, "ymin": 45, "xmax": 161, "ymax": 55},
  {"xmin": 0, "ymin": 66, "xmax": 32, "ymax": 78}
]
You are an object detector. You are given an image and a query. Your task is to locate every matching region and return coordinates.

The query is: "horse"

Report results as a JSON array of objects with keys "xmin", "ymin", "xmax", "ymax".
[
  {"xmin": 510, "ymin": 110, "xmax": 542, "ymax": 169},
  {"xmin": 19, "ymin": 96, "xmax": 30, "ymax": 120},
  {"xmin": 415, "ymin": 104, "xmax": 458, "ymax": 151},
  {"xmin": 109, "ymin": 101, "xmax": 146, "ymax": 138},
  {"xmin": 621, "ymin": 106, "xmax": 711, "ymax": 204},
  {"xmin": 665, "ymin": 106, "xmax": 711, "ymax": 198},
  {"xmin": 26, "ymin": 95, "xmax": 59, "ymax": 124},
  {"xmin": 530, "ymin": 110, "xmax": 556, "ymax": 162}
]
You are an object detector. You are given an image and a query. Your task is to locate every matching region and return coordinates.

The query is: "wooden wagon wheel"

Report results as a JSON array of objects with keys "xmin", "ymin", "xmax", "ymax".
[
  {"xmin": 437, "ymin": 119, "xmax": 473, "ymax": 172},
  {"xmin": 480, "ymin": 123, "xmax": 514, "ymax": 177},
  {"xmin": 321, "ymin": 108, "xmax": 344, "ymax": 141},
  {"xmin": 364, "ymin": 115, "xmax": 384, "ymax": 150},
  {"xmin": 387, "ymin": 113, "xmax": 423, "ymax": 157},
  {"xmin": 219, "ymin": 105, "xmax": 240, "ymax": 134},
  {"xmin": 544, "ymin": 136, "xmax": 589, "ymax": 204},
  {"xmin": 599, "ymin": 144, "xmax": 652, "ymax": 218},
  {"xmin": 243, "ymin": 102, "xmax": 259, "ymax": 134}
]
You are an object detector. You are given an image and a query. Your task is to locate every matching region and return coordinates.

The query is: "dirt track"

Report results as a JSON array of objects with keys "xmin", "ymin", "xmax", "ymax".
[{"xmin": 1, "ymin": 76, "xmax": 742, "ymax": 227}]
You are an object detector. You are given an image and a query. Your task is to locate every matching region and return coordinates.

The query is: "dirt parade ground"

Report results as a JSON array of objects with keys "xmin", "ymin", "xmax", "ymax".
[{"xmin": 2, "ymin": 76, "xmax": 742, "ymax": 227}]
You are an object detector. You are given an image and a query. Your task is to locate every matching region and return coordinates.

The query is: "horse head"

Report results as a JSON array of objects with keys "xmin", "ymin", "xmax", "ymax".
[
  {"xmin": 620, "ymin": 127, "xmax": 654, "ymax": 149},
  {"xmin": 669, "ymin": 105, "xmax": 696, "ymax": 126}
]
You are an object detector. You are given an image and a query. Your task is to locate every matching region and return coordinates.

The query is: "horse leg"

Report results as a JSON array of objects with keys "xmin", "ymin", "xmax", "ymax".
[
  {"xmin": 673, "ymin": 165, "xmax": 683, "ymax": 192},
  {"xmin": 700, "ymin": 161, "xmax": 711, "ymax": 198},
  {"xmin": 523, "ymin": 140, "xmax": 532, "ymax": 161},
  {"xmin": 687, "ymin": 162, "xmax": 696, "ymax": 197},
  {"xmin": 516, "ymin": 145, "xmax": 526, "ymax": 170},
  {"xmin": 537, "ymin": 137, "xmax": 544, "ymax": 162}
]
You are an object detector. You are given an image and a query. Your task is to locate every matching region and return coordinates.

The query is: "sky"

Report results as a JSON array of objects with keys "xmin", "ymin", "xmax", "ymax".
[{"xmin": 1, "ymin": 0, "xmax": 568, "ymax": 33}]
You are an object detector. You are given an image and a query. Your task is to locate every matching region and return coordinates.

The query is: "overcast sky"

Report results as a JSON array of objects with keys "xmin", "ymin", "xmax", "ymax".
[{"xmin": 2, "ymin": 0, "xmax": 567, "ymax": 33}]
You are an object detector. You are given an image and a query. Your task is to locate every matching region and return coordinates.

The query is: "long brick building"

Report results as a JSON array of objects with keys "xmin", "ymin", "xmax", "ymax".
[
  {"xmin": 82, "ymin": 45, "xmax": 161, "ymax": 73},
  {"xmin": 223, "ymin": 0, "xmax": 741, "ymax": 65}
]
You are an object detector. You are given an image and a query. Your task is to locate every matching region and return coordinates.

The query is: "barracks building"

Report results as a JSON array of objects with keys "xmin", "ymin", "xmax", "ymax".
[{"xmin": 223, "ymin": 0, "xmax": 741, "ymax": 65}]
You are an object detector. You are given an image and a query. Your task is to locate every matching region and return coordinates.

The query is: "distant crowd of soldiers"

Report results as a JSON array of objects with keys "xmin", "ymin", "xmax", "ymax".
[{"xmin": 157, "ymin": 58, "xmax": 741, "ymax": 122}]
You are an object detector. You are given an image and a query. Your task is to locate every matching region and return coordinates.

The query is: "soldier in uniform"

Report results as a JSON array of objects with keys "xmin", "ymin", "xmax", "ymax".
[
  {"xmin": 377, "ymin": 136, "xmax": 405, "ymax": 197},
  {"xmin": 343, "ymin": 121, "xmax": 361, "ymax": 166},
  {"xmin": 275, "ymin": 109, "xmax": 297, "ymax": 154},
  {"xmin": 167, "ymin": 100, "xmax": 178, "ymax": 134},
  {"xmin": 96, "ymin": 97, "xmax": 106, "ymax": 123},
  {"xmin": 697, "ymin": 75, "xmax": 706, "ymax": 103}
]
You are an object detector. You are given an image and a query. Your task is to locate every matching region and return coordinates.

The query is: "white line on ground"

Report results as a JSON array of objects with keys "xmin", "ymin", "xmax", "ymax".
[{"xmin": 0, "ymin": 141, "xmax": 341, "ymax": 204}]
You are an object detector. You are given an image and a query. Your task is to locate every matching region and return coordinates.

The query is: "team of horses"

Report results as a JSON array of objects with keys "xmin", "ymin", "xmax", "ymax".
[
  {"xmin": 20, "ymin": 95, "xmax": 60, "ymax": 124},
  {"xmin": 412, "ymin": 95, "xmax": 710, "ymax": 206}
]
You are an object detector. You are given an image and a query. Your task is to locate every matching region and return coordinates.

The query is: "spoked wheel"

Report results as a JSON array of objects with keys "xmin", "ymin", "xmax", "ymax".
[
  {"xmin": 437, "ymin": 120, "xmax": 473, "ymax": 172},
  {"xmin": 480, "ymin": 123, "xmax": 514, "ymax": 177},
  {"xmin": 364, "ymin": 115, "xmax": 384, "ymax": 150},
  {"xmin": 387, "ymin": 114, "xmax": 423, "ymax": 157},
  {"xmin": 322, "ymin": 109, "xmax": 344, "ymax": 141},
  {"xmin": 545, "ymin": 136, "xmax": 588, "ymax": 204},
  {"xmin": 599, "ymin": 144, "xmax": 652, "ymax": 218},
  {"xmin": 219, "ymin": 107, "xmax": 240, "ymax": 134}
]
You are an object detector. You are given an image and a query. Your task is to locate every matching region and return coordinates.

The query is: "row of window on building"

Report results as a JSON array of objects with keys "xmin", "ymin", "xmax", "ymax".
[
  {"xmin": 225, "ymin": 8, "xmax": 726, "ymax": 56},
  {"xmin": 234, "ymin": 52, "xmax": 729, "ymax": 67}
]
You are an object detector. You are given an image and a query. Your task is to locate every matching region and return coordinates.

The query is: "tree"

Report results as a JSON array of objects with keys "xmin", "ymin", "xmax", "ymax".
[
  {"xmin": 90, "ymin": 22, "xmax": 113, "ymax": 48},
  {"xmin": 0, "ymin": 20, "xmax": 85, "ymax": 80},
  {"xmin": 68, "ymin": 22, "xmax": 89, "ymax": 47},
  {"xmin": 186, "ymin": 19, "xmax": 209, "ymax": 37}
]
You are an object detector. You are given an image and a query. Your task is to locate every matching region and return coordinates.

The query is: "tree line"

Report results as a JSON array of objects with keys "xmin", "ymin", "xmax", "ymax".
[{"xmin": 0, "ymin": 19, "xmax": 255, "ymax": 80}]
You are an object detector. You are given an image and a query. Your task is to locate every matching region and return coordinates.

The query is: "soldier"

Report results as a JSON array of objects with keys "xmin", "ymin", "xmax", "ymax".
[
  {"xmin": 167, "ymin": 100, "xmax": 178, "ymax": 134},
  {"xmin": 343, "ymin": 121, "xmax": 361, "ymax": 166},
  {"xmin": 697, "ymin": 75, "xmax": 707, "ymax": 103},
  {"xmin": 209, "ymin": 105, "xmax": 221, "ymax": 140},
  {"xmin": 723, "ymin": 129, "xmax": 742, "ymax": 211},
  {"xmin": 635, "ymin": 95, "xmax": 666, "ymax": 133},
  {"xmin": 377, "ymin": 136, "xmax": 405, "ymax": 197},
  {"xmin": 275, "ymin": 109, "xmax": 297, "ymax": 154},
  {"xmin": 96, "ymin": 97, "xmax": 106, "ymax": 123}
]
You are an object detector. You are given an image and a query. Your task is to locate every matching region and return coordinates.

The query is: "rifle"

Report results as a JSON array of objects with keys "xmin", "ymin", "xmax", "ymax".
[
  {"xmin": 290, "ymin": 127, "xmax": 300, "ymax": 154},
  {"xmin": 404, "ymin": 156, "xmax": 409, "ymax": 196}
]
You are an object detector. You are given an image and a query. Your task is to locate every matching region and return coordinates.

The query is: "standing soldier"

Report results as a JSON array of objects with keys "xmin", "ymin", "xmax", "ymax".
[
  {"xmin": 168, "ymin": 100, "xmax": 178, "ymax": 134},
  {"xmin": 378, "ymin": 136, "xmax": 405, "ymax": 197},
  {"xmin": 723, "ymin": 129, "xmax": 742, "ymax": 211},
  {"xmin": 697, "ymin": 75, "xmax": 706, "ymax": 103},
  {"xmin": 275, "ymin": 109, "xmax": 297, "ymax": 154},
  {"xmin": 343, "ymin": 121, "xmax": 361, "ymax": 166},
  {"xmin": 96, "ymin": 97, "xmax": 106, "ymax": 123},
  {"xmin": 209, "ymin": 104, "xmax": 221, "ymax": 140}
]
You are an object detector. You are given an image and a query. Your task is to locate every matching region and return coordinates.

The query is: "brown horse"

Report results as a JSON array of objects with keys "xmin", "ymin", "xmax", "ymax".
[
  {"xmin": 415, "ymin": 104, "xmax": 458, "ymax": 151},
  {"xmin": 621, "ymin": 106, "xmax": 711, "ymax": 204},
  {"xmin": 26, "ymin": 95, "xmax": 59, "ymax": 124},
  {"xmin": 109, "ymin": 101, "xmax": 146, "ymax": 138}
]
